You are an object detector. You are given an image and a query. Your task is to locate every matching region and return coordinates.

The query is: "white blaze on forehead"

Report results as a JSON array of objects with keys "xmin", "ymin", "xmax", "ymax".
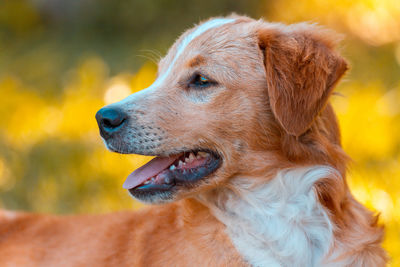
[
  {"xmin": 117, "ymin": 18, "xmax": 236, "ymax": 105},
  {"xmin": 152, "ymin": 18, "xmax": 236, "ymax": 88}
]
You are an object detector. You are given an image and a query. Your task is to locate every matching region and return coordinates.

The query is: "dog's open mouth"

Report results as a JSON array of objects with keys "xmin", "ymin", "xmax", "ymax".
[{"xmin": 123, "ymin": 150, "xmax": 221, "ymax": 192}]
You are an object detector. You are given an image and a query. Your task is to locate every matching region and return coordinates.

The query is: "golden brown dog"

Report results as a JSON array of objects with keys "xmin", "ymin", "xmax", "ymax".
[{"xmin": 0, "ymin": 15, "xmax": 387, "ymax": 266}]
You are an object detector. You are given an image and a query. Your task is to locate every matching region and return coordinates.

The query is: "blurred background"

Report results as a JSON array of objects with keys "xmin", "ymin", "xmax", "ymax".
[{"xmin": 0, "ymin": 0, "xmax": 399, "ymax": 264}]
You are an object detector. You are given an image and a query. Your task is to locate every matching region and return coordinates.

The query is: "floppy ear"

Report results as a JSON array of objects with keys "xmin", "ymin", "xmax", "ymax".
[{"xmin": 257, "ymin": 23, "xmax": 348, "ymax": 136}]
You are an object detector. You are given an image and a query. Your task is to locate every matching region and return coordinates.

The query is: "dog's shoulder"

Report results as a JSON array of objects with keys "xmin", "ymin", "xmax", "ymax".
[
  {"xmin": 0, "ymin": 210, "xmax": 38, "ymax": 236},
  {"xmin": 0, "ymin": 210, "xmax": 19, "ymax": 221}
]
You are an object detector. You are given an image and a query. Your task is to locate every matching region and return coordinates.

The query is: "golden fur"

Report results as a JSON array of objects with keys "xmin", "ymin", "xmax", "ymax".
[{"xmin": 0, "ymin": 15, "xmax": 387, "ymax": 266}]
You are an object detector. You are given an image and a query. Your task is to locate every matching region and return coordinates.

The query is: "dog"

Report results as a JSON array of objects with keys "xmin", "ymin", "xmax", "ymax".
[{"xmin": 0, "ymin": 15, "xmax": 387, "ymax": 266}]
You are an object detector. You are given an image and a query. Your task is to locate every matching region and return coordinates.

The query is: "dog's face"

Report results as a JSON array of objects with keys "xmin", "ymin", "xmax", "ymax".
[{"xmin": 96, "ymin": 16, "xmax": 347, "ymax": 203}]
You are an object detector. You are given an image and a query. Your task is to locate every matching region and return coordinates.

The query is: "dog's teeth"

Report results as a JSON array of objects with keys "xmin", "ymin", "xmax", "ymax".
[
  {"xmin": 170, "ymin": 165, "xmax": 176, "ymax": 170},
  {"xmin": 144, "ymin": 180, "xmax": 150, "ymax": 184},
  {"xmin": 189, "ymin": 153, "xmax": 195, "ymax": 161},
  {"xmin": 178, "ymin": 160, "xmax": 183, "ymax": 167},
  {"xmin": 198, "ymin": 152, "xmax": 208, "ymax": 158},
  {"xmin": 184, "ymin": 156, "xmax": 190, "ymax": 163}
]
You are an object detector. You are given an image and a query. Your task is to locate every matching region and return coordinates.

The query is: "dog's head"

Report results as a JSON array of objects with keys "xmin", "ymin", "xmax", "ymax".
[{"xmin": 96, "ymin": 15, "xmax": 348, "ymax": 204}]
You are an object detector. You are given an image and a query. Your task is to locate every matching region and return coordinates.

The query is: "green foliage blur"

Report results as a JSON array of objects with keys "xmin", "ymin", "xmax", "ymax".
[{"xmin": 0, "ymin": 0, "xmax": 399, "ymax": 265}]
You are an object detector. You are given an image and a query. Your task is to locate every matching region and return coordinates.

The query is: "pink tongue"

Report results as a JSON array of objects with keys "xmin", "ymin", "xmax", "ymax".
[{"xmin": 123, "ymin": 155, "xmax": 180, "ymax": 189}]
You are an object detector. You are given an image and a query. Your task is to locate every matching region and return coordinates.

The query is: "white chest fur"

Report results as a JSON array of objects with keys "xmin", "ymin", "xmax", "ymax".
[{"xmin": 202, "ymin": 166, "xmax": 339, "ymax": 267}]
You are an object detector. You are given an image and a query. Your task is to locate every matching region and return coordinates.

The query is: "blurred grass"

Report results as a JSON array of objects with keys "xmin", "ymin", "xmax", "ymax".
[{"xmin": 0, "ymin": 0, "xmax": 399, "ymax": 265}]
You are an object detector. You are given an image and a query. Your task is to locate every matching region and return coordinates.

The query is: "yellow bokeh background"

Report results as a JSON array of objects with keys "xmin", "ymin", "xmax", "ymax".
[{"xmin": 0, "ymin": 0, "xmax": 399, "ymax": 265}]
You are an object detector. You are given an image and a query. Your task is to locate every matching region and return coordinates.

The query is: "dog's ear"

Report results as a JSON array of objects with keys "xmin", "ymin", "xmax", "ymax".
[{"xmin": 257, "ymin": 23, "xmax": 348, "ymax": 136}]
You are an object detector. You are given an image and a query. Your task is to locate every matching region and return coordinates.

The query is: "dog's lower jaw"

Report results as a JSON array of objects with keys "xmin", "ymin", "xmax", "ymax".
[
  {"xmin": 129, "ymin": 189, "xmax": 176, "ymax": 204},
  {"xmin": 126, "ymin": 151, "xmax": 222, "ymax": 204}
]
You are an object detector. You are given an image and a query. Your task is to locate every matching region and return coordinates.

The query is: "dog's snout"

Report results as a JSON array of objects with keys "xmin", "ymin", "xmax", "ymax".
[{"xmin": 96, "ymin": 107, "xmax": 127, "ymax": 138}]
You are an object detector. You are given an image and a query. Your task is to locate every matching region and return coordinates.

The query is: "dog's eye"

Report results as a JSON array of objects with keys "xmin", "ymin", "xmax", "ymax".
[{"xmin": 189, "ymin": 74, "xmax": 213, "ymax": 88}]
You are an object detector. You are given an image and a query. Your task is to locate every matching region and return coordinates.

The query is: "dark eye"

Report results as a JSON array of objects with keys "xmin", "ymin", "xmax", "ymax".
[{"xmin": 189, "ymin": 74, "xmax": 213, "ymax": 88}]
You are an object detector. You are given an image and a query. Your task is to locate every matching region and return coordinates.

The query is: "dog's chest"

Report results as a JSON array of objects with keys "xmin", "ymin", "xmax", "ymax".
[{"xmin": 205, "ymin": 166, "xmax": 336, "ymax": 267}]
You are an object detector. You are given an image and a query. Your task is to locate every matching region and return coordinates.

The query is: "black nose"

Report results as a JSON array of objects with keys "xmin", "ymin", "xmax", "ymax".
[{"xmin": 96, "ymin": 107, "xmax": 127, "ymax": 138}]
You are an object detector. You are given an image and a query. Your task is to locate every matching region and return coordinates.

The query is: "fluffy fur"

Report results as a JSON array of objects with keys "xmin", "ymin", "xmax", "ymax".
[
  {"xmin": 200, "ymin": 166, "xmax": 337, "ymax": 266},
  {"xmin": 0, "ymin": 15, "xmax": 387, "ymax": 266}
]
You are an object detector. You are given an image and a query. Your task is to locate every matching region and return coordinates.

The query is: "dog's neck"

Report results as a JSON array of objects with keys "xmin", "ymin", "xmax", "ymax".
[{"xmin": 198, "ymin": 166, "xmax": 339, "ymax": 267}]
